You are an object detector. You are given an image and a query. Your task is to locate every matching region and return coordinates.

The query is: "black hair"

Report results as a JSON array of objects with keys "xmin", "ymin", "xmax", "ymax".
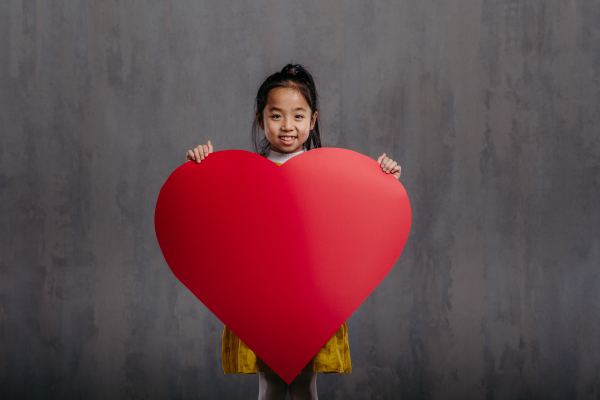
[{"xmin": 251, "ymin": 64, "xmax": 322, "ymax": 156}]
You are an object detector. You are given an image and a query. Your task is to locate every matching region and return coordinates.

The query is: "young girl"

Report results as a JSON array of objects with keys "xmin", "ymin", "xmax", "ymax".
[{"xmin": 185, "ymin": 64, "xmax": 401, "ymax": 400}]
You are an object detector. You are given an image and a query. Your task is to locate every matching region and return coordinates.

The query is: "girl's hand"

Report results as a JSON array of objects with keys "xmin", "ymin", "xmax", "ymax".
[
  {"xmin": 186, "ymin": 140, "xmax": 213, "ymax": 163},
  {"xmin": 377, "ymin": 153, "xmax": 401, "ymax": 179}
]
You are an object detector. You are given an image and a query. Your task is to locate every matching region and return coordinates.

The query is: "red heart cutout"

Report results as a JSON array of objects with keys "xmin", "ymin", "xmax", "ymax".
[{"xmin": 154, "ymin": 148, "xmax": 411, "ymax": 383}]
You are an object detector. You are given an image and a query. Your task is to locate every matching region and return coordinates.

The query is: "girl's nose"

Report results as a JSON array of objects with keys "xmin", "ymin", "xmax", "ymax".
[{"xmin": 283, "ymin": 119, "xmax": 294, "ymax": 131}]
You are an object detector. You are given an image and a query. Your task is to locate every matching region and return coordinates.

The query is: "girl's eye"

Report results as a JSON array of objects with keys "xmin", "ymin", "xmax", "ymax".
[
  {"xmin": 271, "ymin": 114, "xmax": 281, "ymax": 119},
  {"xmin": 295, "ymin": 115, "xmax": 304, "ymax": 119}
]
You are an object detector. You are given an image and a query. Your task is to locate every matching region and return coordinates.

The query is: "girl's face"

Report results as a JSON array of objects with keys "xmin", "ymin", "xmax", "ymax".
[{"xmin": 258, "ymin": 86, "xmax": 317, "ymax": 153}]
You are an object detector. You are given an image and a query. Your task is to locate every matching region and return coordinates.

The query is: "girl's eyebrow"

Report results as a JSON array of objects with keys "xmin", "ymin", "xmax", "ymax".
[{"xmin": 269, "ymin": 106, "xmax": 307, "ymax": 112}]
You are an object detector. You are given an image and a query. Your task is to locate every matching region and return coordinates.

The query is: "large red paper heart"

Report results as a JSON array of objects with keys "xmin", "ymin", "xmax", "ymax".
[{"xmin": 154, "ymin": 148, "xmax": 411, "ymax": 383}]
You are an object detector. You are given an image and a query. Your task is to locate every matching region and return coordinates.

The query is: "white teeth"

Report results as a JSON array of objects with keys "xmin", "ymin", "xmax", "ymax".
[{"xmin": 280, "ymin": 137, "xmax": 295, "ymax": 140}]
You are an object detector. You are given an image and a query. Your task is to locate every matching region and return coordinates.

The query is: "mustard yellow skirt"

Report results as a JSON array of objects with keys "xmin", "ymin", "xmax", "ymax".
[{"xmin": 222, "ymin": 322, "xmax": 351, "ymax": 374}]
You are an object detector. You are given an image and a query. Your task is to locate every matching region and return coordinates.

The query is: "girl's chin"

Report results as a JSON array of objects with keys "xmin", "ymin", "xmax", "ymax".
[{"xmin": 270, "ymin": 143, "xmax": 304, "ymax": 154}]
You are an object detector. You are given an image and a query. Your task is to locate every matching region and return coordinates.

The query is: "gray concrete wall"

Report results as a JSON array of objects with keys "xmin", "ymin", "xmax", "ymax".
[{"xmin": 1, "ymin": 0, "xmax": 599, "ymax": 399}]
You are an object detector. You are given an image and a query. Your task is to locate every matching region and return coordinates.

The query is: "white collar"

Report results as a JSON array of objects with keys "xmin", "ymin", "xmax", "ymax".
[{"xmin": 265, "ymin": 147, "xmax": 306, "ymax": 164}]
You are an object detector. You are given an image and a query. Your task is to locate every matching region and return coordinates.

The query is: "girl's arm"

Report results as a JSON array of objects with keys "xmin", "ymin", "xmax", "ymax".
[
  {"xmin": 377, "ymin": 153, "xmax": 401, "ymax": 179},
  {"xmin": 186, "ymin": 140, "xmax": 213, "ymax": 163}
]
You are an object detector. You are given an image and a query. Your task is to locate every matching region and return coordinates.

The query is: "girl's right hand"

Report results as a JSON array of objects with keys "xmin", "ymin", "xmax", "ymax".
[{"xmin": 186, "ymin": 140, "xmax": 213, "ymax": 163}]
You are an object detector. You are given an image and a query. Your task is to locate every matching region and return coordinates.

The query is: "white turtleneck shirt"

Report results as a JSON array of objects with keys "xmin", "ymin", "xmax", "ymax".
[{"xmin": 265, "ymin": 147, "xmax": 307, "ymax": 165}]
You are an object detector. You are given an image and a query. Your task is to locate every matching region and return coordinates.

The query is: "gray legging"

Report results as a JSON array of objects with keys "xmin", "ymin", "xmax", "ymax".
[{"xmin": 258, "ymin": 372, "xmax": 318, "ymax": 400}]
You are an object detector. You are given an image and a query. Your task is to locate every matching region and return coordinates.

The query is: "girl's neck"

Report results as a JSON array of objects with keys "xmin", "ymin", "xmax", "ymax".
[{"xmin": 269, "ymin": 145, "xmax": 305, "ymax": 154}]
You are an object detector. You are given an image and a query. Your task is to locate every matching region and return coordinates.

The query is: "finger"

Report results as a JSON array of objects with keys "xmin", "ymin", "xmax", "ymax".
[
  {"xmin": 199, "ymin": 145, "xmax": 205, "ymax": 160},
  {"xmin": 380, "ymin": 157, "xmax": 389, "ymax": 170},
  {"xmin": 193, "ymin": 147, "xmax": 201, "ymax": 163},
  {"xmin": 386, "ymin": 160, "xmax": 397, "ymax": 173},
  {"xmin": 208, "ymin": 140, "xmax": 213, "ymax": 154},
  {"xmin": 202, "ymin": 144, "xmax": 209, "ymax": 158},
  {"xmin": 186, "ymin": 150, "xmax": 194, "ymax": 161},
  {"xmin": 377, "ymin": 153, "xmax": 386, "ymax": 163},
  {"xmin": 394, "ymin": 165, "xmax": 401, "ymax": 178},
  {"xmin": 384, "ymin": 159, "xmax": 395, "ymax": 172}
]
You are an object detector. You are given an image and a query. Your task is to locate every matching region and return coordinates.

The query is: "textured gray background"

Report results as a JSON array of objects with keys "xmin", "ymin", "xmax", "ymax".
[{"xmin": 1, "ymin": 0, "xmax": 599, "ymax": 399}]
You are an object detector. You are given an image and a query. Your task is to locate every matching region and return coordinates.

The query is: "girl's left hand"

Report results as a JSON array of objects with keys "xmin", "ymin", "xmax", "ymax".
[{"xmin": 377, "ymin": 153, "xmax": 401, "ymax": 179}]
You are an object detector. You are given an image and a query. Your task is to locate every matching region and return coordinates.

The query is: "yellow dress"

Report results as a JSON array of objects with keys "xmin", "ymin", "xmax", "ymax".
[
  {"xmin": 221, "ymin": 151, "xmax": 352, "ymax": 375},
  {"xmin": 222, "ymin": 323, "xmax": 351, "ymax": 374}
]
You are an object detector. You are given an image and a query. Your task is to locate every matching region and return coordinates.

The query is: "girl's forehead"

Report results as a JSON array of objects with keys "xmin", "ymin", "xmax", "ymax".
[{"xmin": 266, "ymin": 87, "xmax": 310, "ymax": 108}]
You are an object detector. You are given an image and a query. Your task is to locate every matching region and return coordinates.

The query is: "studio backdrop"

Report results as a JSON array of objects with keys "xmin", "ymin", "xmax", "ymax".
[{"xmin": 1, "ymin": 0, "xmax": 599, "ymax": 399}]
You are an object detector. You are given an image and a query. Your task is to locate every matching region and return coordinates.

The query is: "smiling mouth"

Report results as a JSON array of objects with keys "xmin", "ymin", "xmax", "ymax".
[{"xmin": 279, "ymin": 136, "xmax": 296, "ymax": 141}]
